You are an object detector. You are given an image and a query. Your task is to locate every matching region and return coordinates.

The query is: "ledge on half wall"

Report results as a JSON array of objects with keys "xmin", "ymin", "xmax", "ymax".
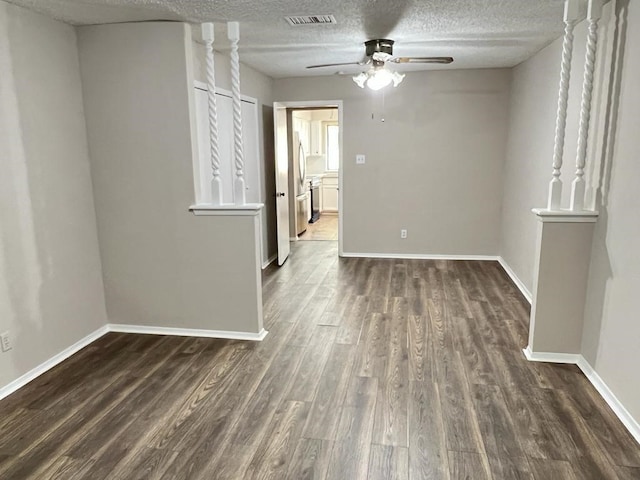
[
  {"xmin": 189, "ymin": 203, "xmax": 264, "ymax": 216},
  {"xmin": 531, "ymin": 207, "xmax": 599, "ymax": 223}
]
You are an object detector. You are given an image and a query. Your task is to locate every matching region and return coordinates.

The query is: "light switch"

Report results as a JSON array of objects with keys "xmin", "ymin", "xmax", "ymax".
[{"xmin": 356, "ymin": 154, "xmax": 366, "ymax": 165}]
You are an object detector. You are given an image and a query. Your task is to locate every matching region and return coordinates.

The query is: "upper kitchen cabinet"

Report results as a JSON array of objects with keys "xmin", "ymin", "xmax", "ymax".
[
  {"xmin": 291, "ymin": 110, "xmax": 311, "ymax": 155},
  {"xmin": 310, "ymin": 120, "xmax": 324, "ymax": 155}
]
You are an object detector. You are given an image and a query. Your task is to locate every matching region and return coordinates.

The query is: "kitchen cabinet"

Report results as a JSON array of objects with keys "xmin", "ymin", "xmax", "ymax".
[
  {"xmin": 321, "ymin": 176, "xmax": 338, "ymax": 212},
  {"xmin": 310, "ymin": 120, "xmax": 324, "ymax": 155},
  {"xmin": 292, "ymin": 113, "xmax": 311, "ymax": 155}
]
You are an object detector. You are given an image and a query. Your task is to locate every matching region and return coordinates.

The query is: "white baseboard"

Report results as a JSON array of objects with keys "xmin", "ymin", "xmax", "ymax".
[
  {"xmin": 522, "ymin": 346, "xmax": 581, "ymax": 364},
  {"xmin": 262, "ymin": 254, "xmax": 277, "ymax": 269},
  {"xmin": 341, "ymin": 252, "xmax": 500, "ymax": 261},
  {"xmin": 497, "ymin": 256, "xmax": 532, "ymax": 303},
  {"xmin": 0, "ymin": 324, "xmax": 268, "ymax": 401},
  {"xmin": 577, "ymin": 357, "xmax": 640, "ymax": 445},
  {"xmin": 107, "ymin": 324, "xmax": 269, "ymax": 341},
  {"xmin": 522, "ymin": 346, "xmax": 640, "ymax": 445},
  {"xmin": 0, "ymin": 325, "xmax": 109, "ymax": 402},
  {"xmin": 339, "ymin": 252, "xmax": 532, "ymax": 305}
]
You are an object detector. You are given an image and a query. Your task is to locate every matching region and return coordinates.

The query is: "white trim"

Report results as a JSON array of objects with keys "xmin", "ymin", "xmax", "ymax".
[
  {"xmin": 193, "ymin": 80, "xmax": 258, "ymax": 105},
  {"xmin": 577, "ymin": 357, "xmax": 640, "ymax": 445},
  {"xmin": 107, "ymin": 324, "xmax": 268, "ymax": 341},
  {"xmin": 0, "ymin": 323, "xmax": 268, "ymax": 401},
  {"xmin": 262, "ymin": 254, "xmax": 277, "ymax": 269},
  {"xmin": 341, "ymin": 252, "xmax": 532, "ymax": 303},
  {"xmin": 337, "ymin": 102, "xmax": 344, "ymax": 257},
  {"xmin": 0, "ymin": 325, "xmax": 109, "ymax": 401},
  {"xmin": 340, "ymin": 252, "xmax": 500, "ymax": 261},
  {"xmin": 522, "ymin": 346, "xmax": 581, "ymax": 364},
  {"xmin": 532, "ymin": 208, "xmax": 599, "ymax": 223},
  {"xmin": 189, "ymin": 203, "xmax": 264, "ymax": 216},
  {"xmin": 272, "ymin": 99, "xmax": 344, "ymax": 257},
  {"xmin": 522, "ymin": 348, "xmax": 640, "ymax": 445},
  {"xmin": 497, "ymin": 256, "xmax": 533, "ymax": 303}
]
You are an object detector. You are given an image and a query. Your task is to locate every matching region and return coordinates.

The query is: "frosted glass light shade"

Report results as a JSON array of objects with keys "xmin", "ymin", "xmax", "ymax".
[{"xmin": 352, "ymin": 66, "xmax": 405, "ymax": 91}]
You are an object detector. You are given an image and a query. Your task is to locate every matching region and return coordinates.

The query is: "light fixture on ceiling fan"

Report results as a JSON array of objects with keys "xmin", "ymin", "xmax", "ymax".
[
  {"xmin": 352, "ymin": 64, "xmax": 405, "ymax": 90},
  {"xmin": 306, "ymin": 39, "xmax": 453, "ymax": 91}
]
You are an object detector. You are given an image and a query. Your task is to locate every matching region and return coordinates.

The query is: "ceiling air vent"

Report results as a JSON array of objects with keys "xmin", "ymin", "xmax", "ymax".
[{"xmin": 285, "ymin": 15, "xmax": 337, "ymax": 26}]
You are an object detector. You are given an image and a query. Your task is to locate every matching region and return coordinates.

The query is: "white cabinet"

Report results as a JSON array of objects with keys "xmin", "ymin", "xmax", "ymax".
[
  {"xmin": 321, "ymin": 176, "xmax": 338, "ymax": 212},
  {"xmin": 292, "ymin": 113, "xmax": 311, "ymax": 156},
  {"xmin": 310, "ymin": 120, "xmax": 324, "ymax": 155}
]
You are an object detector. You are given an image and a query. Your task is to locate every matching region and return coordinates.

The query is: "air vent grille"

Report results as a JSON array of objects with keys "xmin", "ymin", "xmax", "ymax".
[{"xmin": 285, "ymin": 15, "xmax": 337, "ymax": 26}]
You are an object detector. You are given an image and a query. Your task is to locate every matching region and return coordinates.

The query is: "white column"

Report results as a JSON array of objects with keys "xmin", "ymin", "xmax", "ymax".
[
  {"xmin": 202, "ymin": 23, "xmax": 223, "ymax": 206},
  {"xmin": 547, "ymin": 0, "xmax": 580, "ymax": 210},
  {"xmin": 227, "ymin": 21, "xmax": 246, "ymax": 205},
  {"xmin": 571, "ymin": 0, "xmax": 603, "ymax": 211}
]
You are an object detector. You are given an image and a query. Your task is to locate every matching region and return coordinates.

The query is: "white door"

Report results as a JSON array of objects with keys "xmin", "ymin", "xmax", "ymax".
[{"xmin": 274, "ymin": 103, "xmax": 290, "ymax": 265}]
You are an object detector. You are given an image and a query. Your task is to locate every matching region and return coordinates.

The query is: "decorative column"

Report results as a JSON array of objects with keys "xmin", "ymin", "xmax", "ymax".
[
  {"xmin": 227, "ymin": 21, "xmax": 246, "ymax": 205},
  {"xmin": 548, "ymin": 0, "xmax": 580, "ymax": 210},
  {"xmin": 525, "ymin": 0, "xmax": 605, "ymax": 364},
  {"xmin": 571, "ymin": 0, "xmax": 603, "ymax": 211},
  {"xmin": 202, "ymin": 23, "xmax": 223, "ymax": 205}
]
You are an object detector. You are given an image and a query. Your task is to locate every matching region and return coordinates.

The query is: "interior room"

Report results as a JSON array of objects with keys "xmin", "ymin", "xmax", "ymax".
[
  {"xmin": 1, "ymin": 0, "xmax": 639, "ymax": 478},
  {"xmin": 287, "ymin": 107, "xmax": 340, "ymax": 242}
]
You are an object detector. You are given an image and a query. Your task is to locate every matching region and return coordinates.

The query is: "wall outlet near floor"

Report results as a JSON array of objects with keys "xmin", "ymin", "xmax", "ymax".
[
  {"xmin": 1, "ymin": 331, "xmax": 12, "ymax": 352},
  {"xmin": 356, "ymin": 154, "xmax": 366, "ymax": 164},
  {"xmin": 400, "ymin": 229, "xmax": 408, "ymax": 239}
]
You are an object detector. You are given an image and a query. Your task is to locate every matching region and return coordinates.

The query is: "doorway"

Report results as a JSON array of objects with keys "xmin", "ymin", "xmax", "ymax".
[{"xmin": 272, "ymin": 101, "xmax": 343, "ymax": 265}]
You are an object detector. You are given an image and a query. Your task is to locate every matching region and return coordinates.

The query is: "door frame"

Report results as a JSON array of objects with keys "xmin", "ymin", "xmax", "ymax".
[{"xmin": 273, "ymin": 100, "xmax": 344, "ymax": 256}]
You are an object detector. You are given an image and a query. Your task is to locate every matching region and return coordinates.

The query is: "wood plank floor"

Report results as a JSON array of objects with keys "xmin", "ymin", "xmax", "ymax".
[
  {"xmin": 299, "ymin": 214, "xmax": 338, "ymax": 241},
  {"xmin": 1, "ymin": 240, "xmax": 639, "ymax": 479}
]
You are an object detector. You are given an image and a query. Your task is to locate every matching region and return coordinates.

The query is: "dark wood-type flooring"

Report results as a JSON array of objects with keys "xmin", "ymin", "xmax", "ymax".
[{"xmin": 1, "ymin": 241, "xmax": 639, "ymax": 479}]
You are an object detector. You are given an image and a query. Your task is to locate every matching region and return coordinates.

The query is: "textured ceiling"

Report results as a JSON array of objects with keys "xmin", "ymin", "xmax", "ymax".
[{"xmin": 7, "ymin": 0, "xmax": 575, "ymax": 78}]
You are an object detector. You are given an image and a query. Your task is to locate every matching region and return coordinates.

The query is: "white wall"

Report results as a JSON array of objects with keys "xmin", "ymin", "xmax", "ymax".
[
  {"xmin": 191, "ymin": 34, "xmax": 277, "ymax": 266},
  {"xmin": 0, "ymin": 2, "xmax": 107, "ymax": 389},
  {"xmin": 581, "ymin": 0, "xmax": 640, "ymax": 423},
  {"xmin": 274, "ymin": 69, "xmax": 511, "ymax": 256},
  {"xmin": 78, "ymin": 22, "xmax": 263, "ymax": 334},
  {"xmin": 500, "ymin": 1, "xmax": 640, "ymax": 425}
]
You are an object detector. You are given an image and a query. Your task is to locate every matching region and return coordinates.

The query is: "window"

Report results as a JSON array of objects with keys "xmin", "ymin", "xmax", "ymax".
[{"xmin": 326, "ymin": 124, "xmax": 339, "ymax": 171}]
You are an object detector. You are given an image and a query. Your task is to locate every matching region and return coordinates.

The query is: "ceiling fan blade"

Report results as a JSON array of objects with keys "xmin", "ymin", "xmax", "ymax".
[
  {"xmin": 306, "ymin": 61, "xmax": 365, "ymax": 69},
  {"xmin": 391, "ymin": 56, "xmax": 454, "ymax": 64}
]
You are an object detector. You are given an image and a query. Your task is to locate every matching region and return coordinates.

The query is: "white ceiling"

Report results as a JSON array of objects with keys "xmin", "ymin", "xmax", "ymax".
[{"xmin": 7, "ymin": 0, "xmax": 575, "ymax": 78}]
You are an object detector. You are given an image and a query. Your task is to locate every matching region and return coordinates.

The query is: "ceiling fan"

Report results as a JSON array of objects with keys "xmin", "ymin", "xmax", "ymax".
[
  {"xmin": 306, "ymin": 39, "xmax": 454, "ymax": 70},
  {"xmin": 306, "ymin": 39, "xmax": 453, "ymax": 90}
]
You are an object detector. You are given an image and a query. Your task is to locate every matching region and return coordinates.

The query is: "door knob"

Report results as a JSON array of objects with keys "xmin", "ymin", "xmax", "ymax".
[{"xmin": 276, "ymin": 192, "xmax": 286, "ymax": 197}]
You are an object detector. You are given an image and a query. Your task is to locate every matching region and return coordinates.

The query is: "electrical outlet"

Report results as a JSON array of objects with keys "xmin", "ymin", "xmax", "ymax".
[
  {"xmin": 356, "ymin": 154, "xmax": 366, "ymax": 165},
  {"xmin": 1, "ymin": 331, "xmax": 12, "ymax": 352},
  {"xmin": 400, "ymin": 229, "xmax": 408, "ymax": 239}
]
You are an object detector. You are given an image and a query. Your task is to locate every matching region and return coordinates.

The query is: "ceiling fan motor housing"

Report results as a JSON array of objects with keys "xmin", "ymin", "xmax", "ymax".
[{"xmin": 365, "ymin": 39, "xmax": 394, "ymax": 57}]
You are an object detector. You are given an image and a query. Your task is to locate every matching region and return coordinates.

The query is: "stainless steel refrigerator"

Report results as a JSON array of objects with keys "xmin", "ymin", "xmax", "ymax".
[{"xmin": 292, "ymin": 132, "xmax": 309, "ymax": 236}]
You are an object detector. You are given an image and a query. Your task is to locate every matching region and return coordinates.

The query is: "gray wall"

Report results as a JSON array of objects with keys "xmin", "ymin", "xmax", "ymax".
[
  {"xmin": 501, "ymin": 1, "xmax": 640, "ymax": 423},
  {"xmin": 0, "ymin": 3, "xmax": 107, "ymax": 388},
  {"xmin": 581, "ymin": 0, "xmax": 640, "ymax": 422},
  {"xmin": 78, "ymin": 22, "xmax": 263, "ymax": 334},
  {"xmin": 499, "ymin": 19, "xmax": 591, "ymax": 295},
  {"xmin": 274, "ymin": 69, "xmax": 511, "ymax": 256}
]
